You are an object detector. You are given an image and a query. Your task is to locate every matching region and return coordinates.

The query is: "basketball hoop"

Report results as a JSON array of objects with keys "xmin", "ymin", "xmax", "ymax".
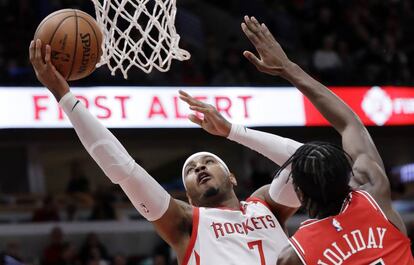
[{"xmin": 91, "ymin": 0, "xmax": 191, "ymax": 79}]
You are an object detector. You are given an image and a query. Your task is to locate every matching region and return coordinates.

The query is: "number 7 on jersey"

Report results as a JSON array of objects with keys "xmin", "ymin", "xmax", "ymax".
[{"xmin": 248, "ymin": 240, "xmax": 266, "ymax": 265}]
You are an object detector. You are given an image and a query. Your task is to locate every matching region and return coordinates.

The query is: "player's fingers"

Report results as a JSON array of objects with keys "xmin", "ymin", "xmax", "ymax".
[
  {"xmin": 45, "ymin": 45, "xmax": 52, "ymax": 65},
  {"xmin": 243, "ymin": 51, "xmax": 263, "ymax": 68},
  {"xmin": 244, "ymin": 16, "xmax": 265, "ymax": 39},
  {"xmin": 261, "ymin": 23, "xmax": 278, "ymax": 44},
  {"xmin": 188, "ymin": 114, "xmax": 203, "ymax": 126},
  {"xmin": 189, "ymin": 105, "xmax": 210, "ymax": 114},
  {"xmin": 244, "ymin": 16, "xmax": 256, "ymax": 32},
  {"xmin": 179, "ymin": 93, "xmax": 207, "ymax": 108},
  {"xmin": 251, "ymin": 16, "xmax": 261, "ymax": 27},
  {"xmin": 44, "ymin": 45, "xmax": 61, "ymax": 77},
  {"xmin": 250, "ymin": 17, "xmax": 265, "ymax": 36},
  {"xmin": 244, "ymin": 16, "xmax": 259, "ymax": 33},
  {"xmin": 35, "ymin": 39, "xmax": 43, "ymax": 63},
  {"xmin": 179, "ymin": 94, "xmax": 198, "ymax": 106},
  {"xmin": 241, "ymin": 22, "xmax": 260, "ymax": 46},
  {"xmin": 178, "ymin": 90, "xmax": 197, "ymax": 103},
  {"xmin": 178, "ymin": 90, "xmax": 190, "ymax": 97},
  {"xmin": 178, "ymin": 93, "xmax": 193, "ymax": 105},
  {"xmin": 29, "ymin": 40, "xmax": 35, "ymax": 63},
  {"xmin": 31, "ymin": 40, "xmax": 45, "ymax": 71}
]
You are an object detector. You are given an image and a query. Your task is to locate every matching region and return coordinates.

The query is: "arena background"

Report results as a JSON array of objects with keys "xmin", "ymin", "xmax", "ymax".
[{"xmin": 0, "ymin": 0, "xmax": 413, "ymax": 264}]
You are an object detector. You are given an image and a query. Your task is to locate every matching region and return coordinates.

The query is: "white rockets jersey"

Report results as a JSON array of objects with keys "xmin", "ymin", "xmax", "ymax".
[{"xmin": 181, "ymin": 197, "xmax": 289, "ymax": 265}]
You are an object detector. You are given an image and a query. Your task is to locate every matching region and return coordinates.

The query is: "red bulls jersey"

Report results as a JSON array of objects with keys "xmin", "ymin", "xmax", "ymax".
[{"xmin": 290, "ymin": 190, "xmax": 413, "ymax": 265}]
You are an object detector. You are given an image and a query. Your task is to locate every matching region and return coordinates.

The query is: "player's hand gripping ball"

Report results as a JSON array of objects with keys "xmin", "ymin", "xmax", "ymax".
[{"xmin": 34, "ymin": 9, "xmax": 103, "ymax": 81}]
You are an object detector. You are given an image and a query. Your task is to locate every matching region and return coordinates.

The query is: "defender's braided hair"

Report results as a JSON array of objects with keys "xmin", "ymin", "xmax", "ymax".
[{"xmin": 276, "ymin": 142, "xmax": 353, "ymax": 218}]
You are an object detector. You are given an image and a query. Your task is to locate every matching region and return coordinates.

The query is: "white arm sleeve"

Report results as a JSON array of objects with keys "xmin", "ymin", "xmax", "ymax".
[
  {"xmin": 228, "ymin": 124, "xmax": 302, "ymax": 208},
  {"xmin": 269, "ymin": 169, "xmax": 301, "ymax": 208},
  {"xmin": 227, "ymin": 124, "xmax": 302, "ymax": 167},
  {"xmin": 59, "ymin": 92, "xmax": 170, "ymax": 221}
]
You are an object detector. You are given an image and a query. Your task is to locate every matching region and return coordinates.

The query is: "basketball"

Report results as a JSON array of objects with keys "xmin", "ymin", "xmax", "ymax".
[{"xmin": 34, "ymin": 9, "xmax": 103, "ymax": 81}]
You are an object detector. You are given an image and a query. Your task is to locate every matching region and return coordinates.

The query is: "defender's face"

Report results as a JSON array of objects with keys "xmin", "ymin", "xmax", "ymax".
[{"xmin": 183, "ymin": 155, "xmax": 235, "ymax": 206}]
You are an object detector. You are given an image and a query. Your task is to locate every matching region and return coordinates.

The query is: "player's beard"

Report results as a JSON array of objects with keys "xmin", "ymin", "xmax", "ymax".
[{"xmin": 203, "ymin": 187, "xmax": 219, "ymax": 198}]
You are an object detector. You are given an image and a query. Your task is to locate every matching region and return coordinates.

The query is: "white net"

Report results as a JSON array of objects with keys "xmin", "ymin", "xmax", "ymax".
[{"xmin": 91, "ymin": 0, "xmax": 191, "ymax": 79}]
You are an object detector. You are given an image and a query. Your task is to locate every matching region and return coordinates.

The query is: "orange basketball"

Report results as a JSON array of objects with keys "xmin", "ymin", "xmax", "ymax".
[{"xmin": 34, "ymin": 9, "xmax": 103, "ymax": 81}]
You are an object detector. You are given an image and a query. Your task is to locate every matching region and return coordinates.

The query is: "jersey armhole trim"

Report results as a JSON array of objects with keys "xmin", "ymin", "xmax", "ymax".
[
  {"xmin": 299, "ymin": 219, "xmax": 318, "ymax": 228},
  {"xmin": 181, "ymin": 207, "xmax": 200, "ymax": 265},
  {"xmin": 289, "ymin": 237, "xmax": 308, "ymax": 265},
  {"xmin": 356, "ymin": 190, "xmax": 388, "ymax": 220},
  {"xmin": 246, "ymin": 196, "xmax": 271, "ymax": 211},
  {"xmin": 357, "ymin": 191, "xmax": 412, "ymax": 244}
]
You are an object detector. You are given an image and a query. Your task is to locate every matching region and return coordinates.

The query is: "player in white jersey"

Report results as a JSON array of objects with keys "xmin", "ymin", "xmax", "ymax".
[
  {"xmin": 177, "ymin": 87, "xmax": 302, "ymax": 264},
  {"xmin": 181, "ymin": 193, "xmax": 291, "ymax": 265},
  {"xmin": 29, "ymin": 17, "xmax": 303, "ymax": 265}
]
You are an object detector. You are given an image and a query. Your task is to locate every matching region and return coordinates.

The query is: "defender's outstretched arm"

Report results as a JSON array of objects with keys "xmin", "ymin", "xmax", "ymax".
[
  {"xmin": 242, "ymin": 16, "xmax": 406, "ymax": 235},
  {"xmin": 241, "ymin": 16, "xmax": 386, "ymax": 190}
]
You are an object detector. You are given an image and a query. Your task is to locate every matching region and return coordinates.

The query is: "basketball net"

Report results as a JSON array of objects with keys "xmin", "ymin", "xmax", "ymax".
[{"xmin": 91, "ymin": 0, "xmax": 191, "ymax": 78}]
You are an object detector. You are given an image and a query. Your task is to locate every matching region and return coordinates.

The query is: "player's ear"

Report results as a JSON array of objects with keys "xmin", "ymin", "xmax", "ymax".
[
  {"xmin": 294, "ymin": 186, "xmax": 305, "ymax": 203},
  {"xmin": 229, "ymin": 173, "xmax": 237, "ymax": 187}
]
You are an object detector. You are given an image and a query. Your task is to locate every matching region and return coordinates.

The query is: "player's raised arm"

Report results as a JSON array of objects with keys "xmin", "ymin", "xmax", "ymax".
[
  {"xmin": 29, "ymin": 40, "xmax": 192, "ymax": 258},
  {"xmin": 179, "ymin": 90, "xmax": 301, "ymax": 223},
  {"xmin": 242, "ymin": 16, "xmax": 412, "ymax": 265},
  {"xmin": 178, "ymin": 90, "xmax": 302, "ymax": 169},
  {"xmin": 241, "ymin": 17, "xmax": 387, "ymax": 196}
]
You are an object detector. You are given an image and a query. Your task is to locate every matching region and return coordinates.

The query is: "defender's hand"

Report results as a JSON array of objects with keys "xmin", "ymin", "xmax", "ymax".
[
  {"xmin": 178, "ymin": 90, "xmax": 232, "ymax": 137},
  {"xmin": 29, "ymin": 39, "xmax": 69, "ymax": 101},
  {"xmin": 241, "ymin": 16, "xmax": 294, "ymax": 77}
]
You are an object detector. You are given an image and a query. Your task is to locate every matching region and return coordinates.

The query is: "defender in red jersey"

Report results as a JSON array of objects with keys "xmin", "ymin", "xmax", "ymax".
[
  {"xmin": 290, "ymin": 189, "xmax": 412, "ymax": 264},
  {"xmin": 240, "ymin": 17, "xmax": 414, "ymax": 265}
]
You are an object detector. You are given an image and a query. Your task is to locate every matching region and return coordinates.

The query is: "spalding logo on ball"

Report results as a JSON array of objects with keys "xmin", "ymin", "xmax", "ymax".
[{"xmin": 34, "ymin": 9, "xmax": 103, "ymax": 81}]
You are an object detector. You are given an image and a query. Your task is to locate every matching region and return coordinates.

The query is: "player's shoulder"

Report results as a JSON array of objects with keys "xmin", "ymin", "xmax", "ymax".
[
  {"xmin": 296, "ymin": 217, "xmax": 331, "ymax": 233},
  {"xmin": 245, "ymin": 196, "xmax": 272, "ymax": 208},
  {"xmin": 352, "ymin": 154, "xmax": 386, "ymax": 183},
  {"xmin": 243, "ymin": 196, "xmax": 278, "ymax": 215},
  {"xmin": 352, "ymin": 154, "xmax": 392, "ymax": 204},
  {"xmin": 174, "ymin": 199, "xmax": 195, "ymax": 222}
]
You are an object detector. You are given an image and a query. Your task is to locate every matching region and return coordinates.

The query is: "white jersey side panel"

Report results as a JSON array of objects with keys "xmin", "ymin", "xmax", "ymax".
[{"xmin": 182, "ymin": 198, "xmax": 289, "ymax": 265}]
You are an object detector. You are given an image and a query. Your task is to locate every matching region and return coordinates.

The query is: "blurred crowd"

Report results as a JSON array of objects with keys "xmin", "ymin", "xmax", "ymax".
[
  {"xmin": 210, "ymin": 0, "xmax": 414, "ymax": 85},
  {"xmin": 1, "ymin": 0, "xmax": 414, "ymax": 86},
  {"xmin": 31, "ymin": 161, "xmax": 121, "ymax": 223},
  {"xmin": 0, "ymin": 157, "xmax": 275, "ymax": 223},
  {"xmin": 0, "ymin": 229, "xmax": 173, "ymax": 265}
]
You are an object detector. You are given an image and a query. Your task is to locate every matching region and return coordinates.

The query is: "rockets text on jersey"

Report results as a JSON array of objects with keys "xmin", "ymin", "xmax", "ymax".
[{"xmin": 182, "ymin": 197, "xmax": 290, "ymax": 265}]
